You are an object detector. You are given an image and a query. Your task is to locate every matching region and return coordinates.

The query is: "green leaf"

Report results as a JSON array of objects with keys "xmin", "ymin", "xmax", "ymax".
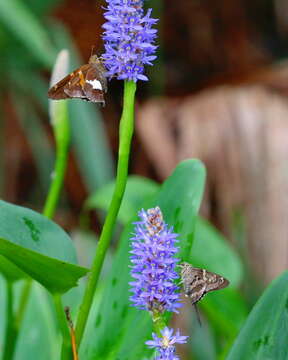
[
  {"xmin": 0, "ymin": 200, "xmax": 74, "ymax": 262},
  {"xmin": 156, "ymin": 159, "xmax": 206, "ymax": 259},
  {"xmin": 85, "ymin": 175, "xmax": 160, "ymax": 223},
  {"xmin": 192, "ymin": 217, "xmax": 244, "ymax": 288},
  {"xmin": 0, "ymin": 201, "xmax": 88, "ymax": 293},
  {"xmin": 80, "ymin": 159, "xmax": 206, "ymax": 359},
  {"xmin": 201, "ymin": 288, "xmax": 248, "ymax": 340},
  {"xmin": 25, "ymin": 0, "xmax": 62, "ymax": 16},
  {"xmin": 0, "ymin": 238, "xmax": 88, "ymax": 293},
  {"xmin": 0, "ymin": 280, "xmax": 60, "ymax": 358},
  {"xmin": 0, "ymin": 0, "xmax": 56, "ymax": 67},
  {"xmin": 14, "ymin": 282, "xmax": 60, "ymax": 359},
  {"xmin": 189, "ymin": 315, "xmax": 217, "ymax": 360},
  {"xmin": 0, "ymin": 256, "xmax": 28, "ymax": 283},
  {"xmin": 0, "ymin": 277, "xmax": 6, "ymax": 350},
  {"xmin": 226, "ymin": 271, "xmax": 288, "ymax": 360}
]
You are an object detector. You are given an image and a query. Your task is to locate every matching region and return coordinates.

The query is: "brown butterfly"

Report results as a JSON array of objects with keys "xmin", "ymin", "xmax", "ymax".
[
  {"xmin": 48, "ymin": 55, "xmax": 107, "ymax": 106},
  {"xmin": 179, "ymin": 262, "xmax": 229, "ymax": 305}
]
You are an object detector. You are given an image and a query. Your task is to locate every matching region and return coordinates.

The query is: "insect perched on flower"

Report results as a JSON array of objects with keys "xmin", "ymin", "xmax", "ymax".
[
  {"xmin": 179, "ymin": 262, "xmax": 229, "ymax": 305},
  {"xmin": 48, "ymin": 55, "xmax": 107, "ymax": 105},
  {"xmin": 129, "ymin": 207, "xmax": 182, "ymax": 313}
]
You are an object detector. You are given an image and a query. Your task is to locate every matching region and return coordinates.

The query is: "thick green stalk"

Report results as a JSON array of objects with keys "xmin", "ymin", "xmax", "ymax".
[
  {"xmin": 75, "ymin": 80, "xmax": 137, "ymax": 345},
  {"xmin": 3, "ymin": 280, "xmax": 17, "ymax": 360}
]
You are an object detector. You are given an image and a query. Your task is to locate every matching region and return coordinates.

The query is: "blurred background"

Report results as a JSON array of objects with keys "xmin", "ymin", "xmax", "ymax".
[{"xmin": 1, "ymin": 0, "xmax": 288, "ymax": 357}]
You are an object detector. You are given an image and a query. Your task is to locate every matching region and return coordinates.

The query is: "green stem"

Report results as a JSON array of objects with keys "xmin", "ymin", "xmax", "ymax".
[
  {"xmin": 45, "ymin": 101, "xmax": 71, "ymax": 357},
  {"xmin": 53, "ymin": 294, "xmax": 72, "ymax": 360},
  {"xmin": 75, "ymin": 80, "xmax": 137, "ymax": 346},
  {"xmin": 43, "ymin": 101, "xmax": 70, "ymax": 218},
  {"xmin": 152, "ymin": 310, "xmax": 167, "ymax": 336},
  {"xmin": 3, "ymin": 280, "xmax": 17, "ymax": 360}
]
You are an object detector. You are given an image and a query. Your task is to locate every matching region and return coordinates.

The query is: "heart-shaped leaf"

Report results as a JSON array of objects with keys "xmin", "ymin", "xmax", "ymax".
[
  {"xmin": 0, "ymin": 201, "xmax": 88, "ymax": 293},
  {"xmin": 0, "ymin": 238, "xmax": 88, "ymax": 293}
]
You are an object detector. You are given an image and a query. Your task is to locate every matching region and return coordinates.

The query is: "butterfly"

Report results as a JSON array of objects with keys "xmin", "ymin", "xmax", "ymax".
[
  {"xmin": 48, "ymin": 55, "xmax": 107, "ymax": 106},
  {"xmin": 179, "ymin": 262, "xmax": 229, "ymax": 305}
]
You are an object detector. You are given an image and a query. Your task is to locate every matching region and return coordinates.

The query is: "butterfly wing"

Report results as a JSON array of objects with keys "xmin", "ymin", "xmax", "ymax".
[
  {"xmin": 48, "ymin": 72, "xmax": 72, "ymax": 100},
  {"xmin": 83, "ymin": 65, "xmax": 107, "ymax": 105},
  {"xmin": 63, "ymin": 65, "xmax": 90, "ymax": 100},
  {"xmin": 180, "ymin": 263, "xmax": 229, "ymax": 305},
  {"xmin": 48, "ymin": 56, "xmax": 107, "ymax": 105},
  {"xmin": 205, "ymin": 270, "xmax": 230, "ymax": 293},
  {"xmin": 48, "ymin": 65, "xmax": 90, "ymax": 100}
]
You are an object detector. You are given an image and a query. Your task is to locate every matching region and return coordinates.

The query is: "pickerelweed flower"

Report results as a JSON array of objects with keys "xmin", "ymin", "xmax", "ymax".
[
  {"xmin": 102, "ymin": 0, "xmax": 158, "ymax": 81},
  {"xmin": 146, "ymin": 327, "xmax": 189, "ymax": 360},
  {"xmin": 129, "ymin": 207, "xmax": 182, "ymax": 313}
]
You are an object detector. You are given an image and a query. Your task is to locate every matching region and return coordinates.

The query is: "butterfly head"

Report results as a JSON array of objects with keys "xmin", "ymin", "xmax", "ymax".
[
  {"xmin": 179, "ymin": 262, "xmax": 193, "ymax": 276},
  {"xmin": 89, "ymin": 55, "xmax": 103, "ymax": 65}
]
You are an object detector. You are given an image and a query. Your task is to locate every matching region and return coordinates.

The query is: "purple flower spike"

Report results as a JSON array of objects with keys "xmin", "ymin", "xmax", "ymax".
[
  {"xmin": 102, "ymin": 0, "xmax": 158, "ymax": 81},
  {"xmin": 146, "ymin": 327, "xmax": 189, "ymax": 360},
  {"xmin": 129, "ymin": 207, "xmax": 182, "ymax": 313}
]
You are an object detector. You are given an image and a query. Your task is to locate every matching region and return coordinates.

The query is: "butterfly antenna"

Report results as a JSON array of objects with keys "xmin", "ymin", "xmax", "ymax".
[
  {"xmin": 90, "ymin": 45, "xmax": 95, "ymax": 57},
  {"xmin": 193, "ymin": 303, "xmax": 202, "ymax": 326}
]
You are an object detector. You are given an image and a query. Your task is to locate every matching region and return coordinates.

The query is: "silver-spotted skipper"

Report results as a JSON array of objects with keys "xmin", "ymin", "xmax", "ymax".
[
  {"xmin": 180, "ymin": 262, "xmax": 229, "ymax": 304},
  {"xmin": 48, "ymin": 55, "xmax": 107, "ymax": 106}
]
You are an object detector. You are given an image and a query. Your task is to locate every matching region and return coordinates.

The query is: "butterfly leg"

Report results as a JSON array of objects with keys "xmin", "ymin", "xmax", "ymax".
[{"xmin": 193, "ymin": 303, "xmax": 202, "ymax": 326}]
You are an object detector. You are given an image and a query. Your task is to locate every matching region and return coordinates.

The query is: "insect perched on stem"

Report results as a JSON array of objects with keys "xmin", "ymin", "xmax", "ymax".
[
  {"xmin": 48, "ymin": 55, "xmax": 107, "ymax": 106},
  {"xmin": 179, "ymin": 262, "xmax": 229, "ymax": 324}
]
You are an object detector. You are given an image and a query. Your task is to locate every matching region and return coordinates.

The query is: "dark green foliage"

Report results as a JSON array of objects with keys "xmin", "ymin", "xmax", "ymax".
[
  {"xmin": 227, "ymin": 271, "xmax": 288, "ymax": 360},
  {"xmin": 0, "ymin": 201, "xmax": 88, "ymax": 293}
]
